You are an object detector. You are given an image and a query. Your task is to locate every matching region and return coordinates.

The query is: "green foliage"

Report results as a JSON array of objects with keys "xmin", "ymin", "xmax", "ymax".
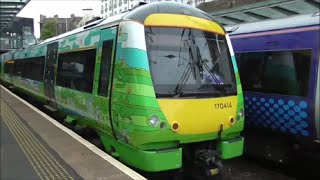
[{"xmin": 40, "ymin": 20, "xmax": 57, "ymax": 40}]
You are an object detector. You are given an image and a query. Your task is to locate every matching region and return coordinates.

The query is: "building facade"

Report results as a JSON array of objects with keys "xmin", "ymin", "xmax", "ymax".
[
  {"xmin": 40, "ymin": 14, "xmax": 83, "ymax": 37},
  {"xmin": 0, "ymin": 17, "xmax": 36, "ymax": 54},
  {"xmin": 100, "ymin": 0, "xmax": 204, "ymax": 18}
]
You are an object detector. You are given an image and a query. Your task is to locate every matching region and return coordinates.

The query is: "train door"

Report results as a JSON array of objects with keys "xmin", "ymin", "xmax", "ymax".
[
  {"xmin": 316, "ymin": 52, "xmax": 320, "ymax": 140},
  {"xmin": 0, "ymin": 57, "xmax": 2, "ymax": 77},
  {"xmin": 93, "ymin": 27, "xmax": 117, "ymax": 137},
  {"xmin": 44, "ymin": 42, "xmax": 58, "ymax": 106},
  {"xmin": 8, "ymin": 53, "xmax": 14, "ymax": 84}
]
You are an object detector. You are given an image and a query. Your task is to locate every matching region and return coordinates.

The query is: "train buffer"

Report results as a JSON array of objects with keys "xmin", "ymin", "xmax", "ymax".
[{"xmin": 0, "ymin": 85, "xmax": 146, "ymax": 180}]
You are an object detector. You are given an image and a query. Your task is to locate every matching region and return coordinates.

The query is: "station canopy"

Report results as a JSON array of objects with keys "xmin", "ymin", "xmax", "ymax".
[
  {"xmin": 198, "ymin": 0, "xmax": 320, "ymax": 26},
  {"xmin": 0, "ymin": 0, "xmax": 30, "ymax": 31}
]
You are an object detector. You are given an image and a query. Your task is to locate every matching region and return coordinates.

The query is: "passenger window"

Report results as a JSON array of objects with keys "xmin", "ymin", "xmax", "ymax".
[
  {"xmin": 14, "ymin": 61, "xmax": 23, "ymax": 76},
  {"xmin": 4, "ymin": 61, "xmax": 14, "ymax": 75},
  {"xmin": 9, "ymin": 57, "xmax": 45, "ymax": 81},
  {"xmin": 30, "ymin": 58, "xmax": 45, "ymax": 81},
  {"xmin": 98, "ymin": 40, "xmax": 114, "ymax": 97},
  {"xmin": 236, "ymin": 50, "xmax": 312, "ymax": 97},
  {"xmin": 56, "ymin": 49, "xmax": 96, "ymax": 93}
]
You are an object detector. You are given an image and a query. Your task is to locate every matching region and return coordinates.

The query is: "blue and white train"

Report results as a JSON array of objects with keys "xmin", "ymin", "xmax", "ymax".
[{"xmin": 226, "ymin": 13, "xmax": 319, "ymax": 161}]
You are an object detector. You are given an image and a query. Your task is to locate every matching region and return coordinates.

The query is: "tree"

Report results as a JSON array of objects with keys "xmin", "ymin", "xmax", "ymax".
[{"xmin": 40, "ymin": 19, "xmax": 57, "ymax": 40}]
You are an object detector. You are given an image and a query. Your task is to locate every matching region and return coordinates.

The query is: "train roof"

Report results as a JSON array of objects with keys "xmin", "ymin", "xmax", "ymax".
[
  {"xmin": 37, "ymin": 12, "xmax": 126, "ymax": 46},
  {"xmin": 225, "ymin": 12, "xmax": 320, "ymax": 35},
  {"xmin": 123, "ymin": 1, "xmax": 213, "ymax": 22},
  {"xmin": 24, "ymin": 2, "xmax": 215, "ymax": 49}
]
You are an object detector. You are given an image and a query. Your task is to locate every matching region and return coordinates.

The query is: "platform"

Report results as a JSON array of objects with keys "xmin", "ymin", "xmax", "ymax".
[{"xmin": 0, "ymin": 85, "xmax": 146, "ymax": 180}]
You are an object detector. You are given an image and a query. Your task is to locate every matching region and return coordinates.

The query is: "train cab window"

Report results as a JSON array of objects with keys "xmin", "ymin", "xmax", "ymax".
[
  {"xmin": 98, "ymin": 40, "xmax": 114, "ymax": 97},
  {"xmin": 236, "ymin": 49, "xmax": 312, "ymax": 97},
  {"xmin": 145, "ymin": 27, "xmax": 236, "ymax": 97},
  {"xmin": 56, "ymin": 49, "xmax": 96, "ymax": 93}
]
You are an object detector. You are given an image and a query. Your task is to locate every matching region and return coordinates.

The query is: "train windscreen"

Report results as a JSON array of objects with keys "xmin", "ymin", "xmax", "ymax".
[{"xmin": 145, "ymin": 27, "xmax": 236, "ymax": 97}]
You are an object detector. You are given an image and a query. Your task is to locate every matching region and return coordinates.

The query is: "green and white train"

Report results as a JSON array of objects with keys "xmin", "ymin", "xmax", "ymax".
[{"xmin": 0, "ymin": 2, "xmax": 245, "ymax": 175}]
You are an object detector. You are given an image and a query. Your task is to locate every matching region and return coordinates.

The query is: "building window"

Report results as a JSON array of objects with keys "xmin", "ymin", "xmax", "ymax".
[
  {"xmin": 56, "ymin": 49, "xmax": 96, "ymax": 93},
  {"xmin": 236, "ymin": 49, "xmax": 312, "ymax": 97},
  {"xmin": 114, "ymin": 0, "xmax": 117, "ymax": 8}
]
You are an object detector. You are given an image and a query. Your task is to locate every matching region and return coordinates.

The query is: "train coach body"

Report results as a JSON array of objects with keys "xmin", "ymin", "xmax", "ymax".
[{"xmin": 226, "ymin": 13, "xmax": 320, "ymax": 158}]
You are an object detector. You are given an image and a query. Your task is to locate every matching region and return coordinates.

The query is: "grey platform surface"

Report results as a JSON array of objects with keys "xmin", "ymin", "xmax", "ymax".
[{"xmin": 0, "ymin": 87, "xmax": 135, "ymax": 180}]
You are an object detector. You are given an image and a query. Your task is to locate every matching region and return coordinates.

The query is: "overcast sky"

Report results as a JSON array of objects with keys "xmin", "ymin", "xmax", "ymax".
[{"xmin": 17, "ymin": 0, "xmax": 101, "ymax": 38}]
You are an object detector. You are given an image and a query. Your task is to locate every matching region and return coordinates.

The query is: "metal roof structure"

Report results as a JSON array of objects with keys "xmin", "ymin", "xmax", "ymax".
[
  {"xmin": 198, "ymin": 0, "xmax": 320, "ymax": 26},
  {"xmin": 225, "ymin": 12, "xmax": 319, "ymax": 35},
  {"xmin": 0, "ymin": 0, "xmax": 30, "ymax": 31}
]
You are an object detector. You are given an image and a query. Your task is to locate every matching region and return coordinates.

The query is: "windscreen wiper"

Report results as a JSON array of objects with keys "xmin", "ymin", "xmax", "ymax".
[
  {"xmin": 172, "ymin": 63, "xmax": 192, "ymax": 97},
  {"xmin": 195, "ymin": 46, "xmax": 227, "ymax": 94},
  {"xmin": 187, "ymin": 31, "xmax": 226, "ymax": 94},
  {"xmin": 172, "ymin": 36, "xmax": 203, "ymax": 97}
]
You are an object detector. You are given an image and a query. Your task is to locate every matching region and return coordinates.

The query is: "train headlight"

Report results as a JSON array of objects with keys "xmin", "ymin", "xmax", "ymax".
[
  {"xmin": 239, "ymin": 109, "xmax": 244, "ymax": 117},
  {"xmin": 148, "ymin": 115, "xmax": 159, "ymax": 126},
  {"xmin": 236, "ymin": 109, "xmax": 244, "ymax": 121}
]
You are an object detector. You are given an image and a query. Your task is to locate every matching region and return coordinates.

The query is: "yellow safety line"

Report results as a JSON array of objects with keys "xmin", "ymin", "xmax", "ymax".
[
  {"xmin": 1, "ymin": 106, "xmax": 48, "ymax": 180},
  {"xmin": 2, "ymin": 103, "xmax": 71, "ymax": 180},
  {"xmin": 2, "ymin": 105, "xmax": 64, "ymax": 180},
  {"xmin": 1, "ymin": 101, "xmax": 73, "ymax": 180},
  {"xmin": 2, "ymin": 106, "xmax": 54, "ymax": 180},
  {"xmin": 1, "ymin": 85, "xmax": 147, "ymax": 180},
  {"xmin": 0, "ymin": 110, "xmax": 46, "ymax": 180},
  {"xmin": 2, "ymin": 102, "xmax": 73, "ymax": 180}
]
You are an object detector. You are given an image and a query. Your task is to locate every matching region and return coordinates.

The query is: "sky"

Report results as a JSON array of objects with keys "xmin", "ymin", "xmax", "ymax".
[{"xmin": 17, "ymin": 0, "xmax": 101, "ymax": 38}]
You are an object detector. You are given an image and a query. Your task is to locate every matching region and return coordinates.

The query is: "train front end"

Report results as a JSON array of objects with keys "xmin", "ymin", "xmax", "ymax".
[
  {"xmin": 110, "ymin": 2, "xmax": 244, "ymax": 175},
  {"xmin": 144, "ymin": 13, "xmax": 245, "ymax": 158}
]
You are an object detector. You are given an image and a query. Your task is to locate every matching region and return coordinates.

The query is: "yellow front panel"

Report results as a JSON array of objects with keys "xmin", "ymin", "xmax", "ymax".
[
  {"xmin": 158, "ymin": 96, "xmax": 238, "ymax": 135},
  {"xmin": 144, "ymin": 14, "xmax": 225, "ymax": 35}
]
